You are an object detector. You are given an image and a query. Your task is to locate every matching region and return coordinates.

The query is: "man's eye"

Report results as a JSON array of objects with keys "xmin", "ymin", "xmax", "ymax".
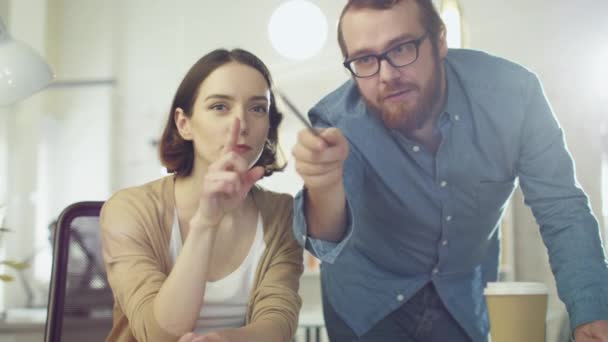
[
  {"xmin": 358, "ymin": 56, "xmax": 376, "ymax": 65},
  {"xmin": 393, "ymin": 43, "xmax": 412, "ymax": 54}
]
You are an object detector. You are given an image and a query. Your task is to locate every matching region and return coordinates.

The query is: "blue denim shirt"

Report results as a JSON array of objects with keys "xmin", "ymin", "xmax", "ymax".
[{"xmin": 293, "ymin": 49, "xmax": 608, "ymax": 341}]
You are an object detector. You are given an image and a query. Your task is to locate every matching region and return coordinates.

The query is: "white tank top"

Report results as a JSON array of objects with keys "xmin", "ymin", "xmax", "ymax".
[{"xmin": 169, "ymin": 209, "xmax": 266, "ymax": 334}]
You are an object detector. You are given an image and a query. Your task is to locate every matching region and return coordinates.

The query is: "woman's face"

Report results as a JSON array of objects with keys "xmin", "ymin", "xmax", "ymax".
[{"xmin": 176, "ymin": 62, "xmax": 271, "ymax": 170}]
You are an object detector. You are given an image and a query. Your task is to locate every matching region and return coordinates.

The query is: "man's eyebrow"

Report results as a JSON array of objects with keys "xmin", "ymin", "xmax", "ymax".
[{"xmin": 348, "ymin": 33, "xmax": 419, "ymax": 58}]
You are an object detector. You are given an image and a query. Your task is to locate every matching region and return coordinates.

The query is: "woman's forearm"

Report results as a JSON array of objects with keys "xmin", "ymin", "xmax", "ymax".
[
  {"xmin": 154, "ymin": 227, "xmax": 218, "ymax": 336},
  {"xmin": 219, "ymin": 320, "xmax": 286, "ymax": 342}
]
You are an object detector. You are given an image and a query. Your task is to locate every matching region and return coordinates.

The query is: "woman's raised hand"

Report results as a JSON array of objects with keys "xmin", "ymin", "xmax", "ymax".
[{"xmin": 190, "ymin": 118, "xmax": 265, "ymax": 229}]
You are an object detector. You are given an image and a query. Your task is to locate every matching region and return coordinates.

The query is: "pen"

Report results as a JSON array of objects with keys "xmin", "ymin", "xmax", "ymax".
[{"xmin": 273, "ymin": 89, "xmax": 320, "ymax": 137}]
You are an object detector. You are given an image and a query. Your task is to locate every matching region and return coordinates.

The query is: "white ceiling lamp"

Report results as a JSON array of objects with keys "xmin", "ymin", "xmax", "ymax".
[
  {"xmin": 268, "ymin": 0, "xmax": 328, "ymax": 60},
  {"xmin": 0, "ymin": 18, "xmax": 53, "ymax": 106},
  {"xmin": 440, "ymin": 0, "xmax": 464, "ymax": 48}
]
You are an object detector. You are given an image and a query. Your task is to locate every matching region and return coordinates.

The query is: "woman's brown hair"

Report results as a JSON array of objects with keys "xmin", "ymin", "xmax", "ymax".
[{"xmin": 159, "ymin": 48, "xmax": 285, "ymax": 177}]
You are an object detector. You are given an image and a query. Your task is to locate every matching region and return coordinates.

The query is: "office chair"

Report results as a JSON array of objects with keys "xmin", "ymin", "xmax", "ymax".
[
  {"xmin": 44, "ymin": 201, "xmax": 326, "ymax": 342},
  {"xmin": 44, "ymin": 201, "xmax": 113, "ymax": 342}
]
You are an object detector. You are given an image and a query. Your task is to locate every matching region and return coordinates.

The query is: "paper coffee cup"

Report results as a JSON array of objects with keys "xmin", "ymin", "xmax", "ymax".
[{"xmin": 484, "ymin": 282, "xmax": 548, "ymax": 342}]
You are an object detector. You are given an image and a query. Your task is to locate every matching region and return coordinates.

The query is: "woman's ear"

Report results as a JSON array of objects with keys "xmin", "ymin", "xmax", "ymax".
[{"xmin": 175, "ymin": 108, "xmax": 193, "ymax": 141}]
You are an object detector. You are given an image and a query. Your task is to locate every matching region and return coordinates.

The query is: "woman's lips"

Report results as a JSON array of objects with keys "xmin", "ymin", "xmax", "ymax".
[{"xmin": 233, "ymin": 144, "xmax": 252, "ymax": 154}]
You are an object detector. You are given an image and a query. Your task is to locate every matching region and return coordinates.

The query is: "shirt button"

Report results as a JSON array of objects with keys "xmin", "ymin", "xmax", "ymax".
[
  {"xmin": 440, "ymin": 180, "xmax": 448, "ymax": 187},
  {"xmin": 454, "ymin": 114, "xmax": 460, "ymax": 121},
  {"xmin": 442, "ymin": 240, "xmax": 448, "ymax": 246},
  {"xmin": 432, "ymin": 267, "xmax": 439, "ymax": 274},
  {"xmin": 412, "ymin": 145, "xmax": 420, "ymax": 152},
  {"xmin": 396, "ymin": 294, "xmax": 404, "ymax": 302},
  {"xmin": 445, "ymin": 215, "xmax": 452, "ymax": 222}
]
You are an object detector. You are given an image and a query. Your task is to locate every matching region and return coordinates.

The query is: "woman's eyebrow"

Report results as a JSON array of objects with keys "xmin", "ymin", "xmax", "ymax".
[
  {"xmin": 249, "ymin": 95, "xmax": 269, "ymax": 102},
  {"xmin": 203, "ymin": 94, "xmax": 233, "ymax": 102}
]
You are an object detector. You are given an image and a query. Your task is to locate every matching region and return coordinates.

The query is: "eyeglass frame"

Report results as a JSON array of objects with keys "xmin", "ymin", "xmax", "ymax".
[{"xmin": 342, "ymin": 32, "xmax": 429, "ymax": 78}]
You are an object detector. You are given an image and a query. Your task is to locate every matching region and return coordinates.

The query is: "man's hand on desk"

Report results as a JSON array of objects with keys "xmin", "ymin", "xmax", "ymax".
[
  {"xmin": 178, "ymin": 332, "xmax": 230, "ymax": 342},
  {"xmin": 575, "ymin": 320, "xmax": 608, "ymax": 342}
]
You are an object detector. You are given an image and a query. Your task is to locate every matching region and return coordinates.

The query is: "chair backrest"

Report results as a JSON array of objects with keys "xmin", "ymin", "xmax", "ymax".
[{"xmin": 44, "ymin": 201, "xmax": 113, "ymax": 342}]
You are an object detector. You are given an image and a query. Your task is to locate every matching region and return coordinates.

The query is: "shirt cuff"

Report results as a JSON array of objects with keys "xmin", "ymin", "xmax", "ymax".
[
  {"xmin": 567, "ymin": 287, "xmax": 608, "ymax": 332},
  {"xmin": 293, "ymin": 188, "xmax": 354, "ymax": 264}
]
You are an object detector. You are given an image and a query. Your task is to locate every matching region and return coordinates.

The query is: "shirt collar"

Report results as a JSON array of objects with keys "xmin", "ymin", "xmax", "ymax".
[{"xmin": 442, "ymin": 59, "xmax": 469, "ymax": 123}]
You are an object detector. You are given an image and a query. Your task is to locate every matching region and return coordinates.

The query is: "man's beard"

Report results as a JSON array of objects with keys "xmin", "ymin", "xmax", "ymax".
[{"xmin": 364, "ymin": 52, "xmax": 443, "ymax": 132}]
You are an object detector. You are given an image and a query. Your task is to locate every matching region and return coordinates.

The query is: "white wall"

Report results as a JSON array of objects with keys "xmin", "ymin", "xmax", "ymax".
[
  {"xmin": 0, "ymin": 110, "xmax": 7, "ymax": 313},
  {"xmin": 44, "ymin": 0, "xmax": 114, "ymax": 208},
  {"xmin": 0, "ymin": 0, "xmax": 10, "ymax": 307},
  {"xmin": 0, "ymin": 1, "xmax": 8, "ymax": 23}
]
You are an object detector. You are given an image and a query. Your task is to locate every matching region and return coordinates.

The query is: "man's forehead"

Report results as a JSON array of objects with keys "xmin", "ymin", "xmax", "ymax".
[{"xmin": 342, "ymin": 4, "xmax": 424, "ymax": 56}]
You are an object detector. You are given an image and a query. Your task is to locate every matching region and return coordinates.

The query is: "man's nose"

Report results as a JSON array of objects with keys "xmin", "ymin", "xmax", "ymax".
[{"xmin": 378, "ymin": 58, "xmax": 401, "ymax": 83}]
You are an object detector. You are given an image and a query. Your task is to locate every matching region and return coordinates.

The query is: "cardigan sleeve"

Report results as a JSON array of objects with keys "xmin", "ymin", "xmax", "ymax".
[
  {"xmin": 247, "ymin": 193, "xmax": 304, "ymax": 341},
  {"xmin": 100, "ymin": 191, "xmax": 181, "ymax": 342}
]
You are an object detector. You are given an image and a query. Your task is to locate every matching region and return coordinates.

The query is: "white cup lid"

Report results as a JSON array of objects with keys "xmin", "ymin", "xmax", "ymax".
[{"xmin": 483, "ymin": 282, "xmax": 548, "ymax": 295}]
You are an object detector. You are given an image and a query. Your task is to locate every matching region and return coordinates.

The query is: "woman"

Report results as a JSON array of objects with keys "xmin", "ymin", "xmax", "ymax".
[{"xmin": 100, "ymin": 48, "xmax": 303, "ymax": 342}]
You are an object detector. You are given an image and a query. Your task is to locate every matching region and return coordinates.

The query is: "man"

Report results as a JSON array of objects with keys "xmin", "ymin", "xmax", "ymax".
[{"xmin": 291, "ymin": 0, "xmax": 608, "ymax": 341}]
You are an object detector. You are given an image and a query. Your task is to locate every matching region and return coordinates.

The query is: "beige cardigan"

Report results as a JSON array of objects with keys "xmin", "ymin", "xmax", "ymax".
[{"xmin": 100, "ymin": 176, "xmax": 303, "ymax": 342}]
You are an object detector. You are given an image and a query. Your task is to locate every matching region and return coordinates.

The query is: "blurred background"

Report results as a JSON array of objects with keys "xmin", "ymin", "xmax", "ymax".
[{"xmin": 0, "ymin": 0, "xmax": 607, "ymax": 341}]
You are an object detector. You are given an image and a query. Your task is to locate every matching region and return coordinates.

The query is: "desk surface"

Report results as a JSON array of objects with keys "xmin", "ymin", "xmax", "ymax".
[
  {"xmin": 0, "ymin": 308, "xmax": 113, "ymax": 332},
  {"xmin": 0, "ymin": 306, "xmax": 325, "ymax": 332}
]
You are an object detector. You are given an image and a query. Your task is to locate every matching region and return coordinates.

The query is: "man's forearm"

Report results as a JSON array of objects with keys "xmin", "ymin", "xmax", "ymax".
[{"xmin": 306, "ymin": 182, "xmax": 347, "ymax": 242}]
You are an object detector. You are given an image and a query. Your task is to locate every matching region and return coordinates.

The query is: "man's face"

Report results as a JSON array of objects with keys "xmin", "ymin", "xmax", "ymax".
[{"xmin": 341, "ymin": 0, "xmax": 447, "ymax": 131}]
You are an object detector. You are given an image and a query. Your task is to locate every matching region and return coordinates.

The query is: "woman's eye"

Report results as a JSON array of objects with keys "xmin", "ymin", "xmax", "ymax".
[
  {"xmin": 210, "ymin": 103, "xmax": 228, "ymax": 111},
  {"xmin": 251, "ymin": 105, "xmax": 268, "ymax": 114}
]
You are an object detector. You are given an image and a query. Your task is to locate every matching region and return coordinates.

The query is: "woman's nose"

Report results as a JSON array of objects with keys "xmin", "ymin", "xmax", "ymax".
[{"xmin": 236, "ymin": 110, "xmax": 249, "ymax": 136}]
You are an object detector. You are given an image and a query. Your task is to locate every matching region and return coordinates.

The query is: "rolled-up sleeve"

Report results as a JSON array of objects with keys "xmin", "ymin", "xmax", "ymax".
[{"xmin": 293, "ymin": 189, "xmax": 354, "ymax": 264}]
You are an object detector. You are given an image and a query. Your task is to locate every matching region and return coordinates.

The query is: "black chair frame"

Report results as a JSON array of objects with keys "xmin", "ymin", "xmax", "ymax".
[{"xmin": 44, "ymin": 201, "xmax": 105, "ymax": 342}]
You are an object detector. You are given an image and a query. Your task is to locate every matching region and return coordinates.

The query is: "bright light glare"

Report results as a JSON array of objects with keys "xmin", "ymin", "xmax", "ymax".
[
  {"xmin": 268, "ymin": 0, "xmax": 328, "ymax": 60},
  {"xmin": 441, "ymin": 0, "xmax": 463, "ymax": 48}
]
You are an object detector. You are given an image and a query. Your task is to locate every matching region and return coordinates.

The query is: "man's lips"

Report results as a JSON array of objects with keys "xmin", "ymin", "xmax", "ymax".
[{"xmin": 383, "ymin": 88, "xmax": 416, "ymax": 103}]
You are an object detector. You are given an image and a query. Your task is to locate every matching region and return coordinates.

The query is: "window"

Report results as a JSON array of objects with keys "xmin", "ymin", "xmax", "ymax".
[{"xmin": 440, "ymin": 0, "xmax": 465, "ymax": 48}]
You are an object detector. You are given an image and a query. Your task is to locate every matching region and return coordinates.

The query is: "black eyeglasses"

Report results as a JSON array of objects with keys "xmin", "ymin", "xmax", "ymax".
[{"xmin": 343, "ymin": 32, "xmax": 429, "ymax": 78}]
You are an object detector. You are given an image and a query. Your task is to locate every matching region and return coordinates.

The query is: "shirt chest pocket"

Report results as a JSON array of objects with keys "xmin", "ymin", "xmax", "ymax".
[{"xmin": 476, "ymin": 180, "xmax": 516, "ymax": 215}]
